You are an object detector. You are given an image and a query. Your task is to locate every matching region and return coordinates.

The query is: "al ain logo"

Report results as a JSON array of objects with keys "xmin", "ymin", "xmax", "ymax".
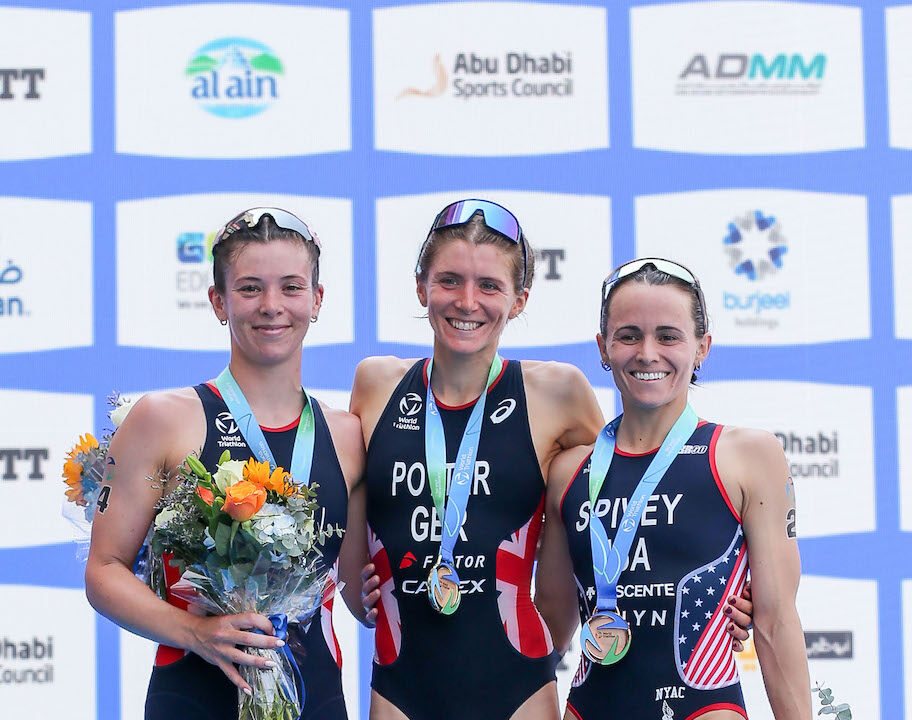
[
  {"xmin": 186, "ymin": 37, "xmax": 284, "ymax": 118},
  {"xmin": 397, "ymin": 54, "xmax": 447, "ymax": 99}
]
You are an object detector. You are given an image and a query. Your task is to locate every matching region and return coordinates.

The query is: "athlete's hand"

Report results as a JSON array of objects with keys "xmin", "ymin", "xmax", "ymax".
[
  {"xmin": 360, "ymin": 562, "xmax": 380, "ymax": 628},
  {"xmin": 187, "ymin": 612, "xmax": 284, "ymax": 693},
  {"xmin": 724, "ymin": 580, "xmax": 753, "ymax": 652}
]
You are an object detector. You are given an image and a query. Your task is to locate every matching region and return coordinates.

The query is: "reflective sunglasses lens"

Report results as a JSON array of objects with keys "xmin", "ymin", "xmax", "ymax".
[{"xmin": 433, "ymin": 200, "xmax": 520, "ymax": 243}]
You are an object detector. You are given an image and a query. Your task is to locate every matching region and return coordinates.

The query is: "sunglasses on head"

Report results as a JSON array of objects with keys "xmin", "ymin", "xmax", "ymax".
[
  {"xmin": 418, "ymin": 199, "xmax": 528, "ymax": 286},
  {"xmin": 214, "ymin": 207, "xmax": 321, "ymax": 252},
  {"xmin": 600, "ymin": 257, "xmax": 707, "ymax": 334}
]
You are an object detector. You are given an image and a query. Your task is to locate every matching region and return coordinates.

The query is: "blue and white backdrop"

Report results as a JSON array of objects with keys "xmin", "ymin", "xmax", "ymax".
[{"xmin": 0, "ymin": 1, "xmax": 908, "ymax": 718}]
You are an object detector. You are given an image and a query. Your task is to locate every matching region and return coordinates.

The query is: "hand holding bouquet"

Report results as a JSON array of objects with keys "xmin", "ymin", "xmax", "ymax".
[{"xmin": 151, "ymin": 450, "xmax": 342, "ymax": 720}]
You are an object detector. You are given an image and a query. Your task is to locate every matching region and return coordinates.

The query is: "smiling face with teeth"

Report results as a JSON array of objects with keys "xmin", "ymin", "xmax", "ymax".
[
  {"xmin": 417, "ymin": 238, "xmax": 527, "ymax": 360},
  {"xmin": 597, "ymin": 282, "xmax": 710, "ymax": 413}
]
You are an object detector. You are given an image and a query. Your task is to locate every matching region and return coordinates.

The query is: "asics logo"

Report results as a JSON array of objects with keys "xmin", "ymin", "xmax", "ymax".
[{"xmin": 489, "ymin": 398, "xmax": 516, "ymax": 424}]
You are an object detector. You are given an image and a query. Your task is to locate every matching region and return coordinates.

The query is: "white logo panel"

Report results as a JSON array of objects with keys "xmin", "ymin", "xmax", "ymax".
[
  {"xmin": 0, "ymin": 586, "xmax": 96, "ymax": 718},
  {"xmin": 899, "ymin": 388, "xmax": 912, "ymax": 532},
  {"xmin": 892, "ymin": 196, "xmax": 912, "ymax": 339},
  {"xmin": 689, "ymin": 381, "xmax": 874, "ymax": 537},
  {"xmin": 737, "ymin": 576, "xmax": 878, "ymax": 719},
  {"xmin": 0, "ymin": 391, "xmax": 94, "ymax": 547},
  {"xmin": 115, "ymin": 4, "xmax": 350, "ymax": 158},
  {"xmin": 373, "ymin": 2, "xmax": 608, "ymax": 155},
  {"xmin": 117, "ymin": 194, "xmax": 353, "ymax": 350},
  {"xmin": 376, "ymin": 191, "xmax": 610, "ymax": 347},
  {"xmin": 631, "ymin": 2, "xmax": 864, "ymax": 154},
  {"xmin": 635, "ymin": 190, "xmax": 869, "ymax": 346},
  {"xmin": 306, "ymin": 388, "xmax": 352, "ymax": 414},
  {"xmin": 0, "ymin": 198, "xmax": 93, "ymax": 353},
  {"xmin": 119, "ymin": 630, "xmax": 157, "ymax": 720},
  {"xmin": 887, "ymin": 7, "xmax": 912, "ymax": 149},
  {"xmin": 904, "ymin": 581, "xmax": 912, "ymax": 719},
  {"xmin": 0, "ymin": 9, "xmax": 91, "ymax": 160}
]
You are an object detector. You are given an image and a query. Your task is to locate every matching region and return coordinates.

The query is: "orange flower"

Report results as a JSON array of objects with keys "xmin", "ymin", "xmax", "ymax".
[
  {"xmin": 196, "ymin": 485, "xmax": 214, "ymax": 505},
  {"xmin": 62, "ymin": 433, "xmax": 98, "ymax": 506},
  {"xmin": 244, "ymin": 458, "xmax": 290, "ymax": 496},
  {"xmin": 223, "ymin": 480, "xmax": 266, "ymax": 521}
]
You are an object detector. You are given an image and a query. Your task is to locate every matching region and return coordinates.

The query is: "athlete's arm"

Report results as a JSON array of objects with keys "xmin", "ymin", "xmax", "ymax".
[
  {"xmin": 84, "ymin": 391, "xmax": 281, "ymax": 693},
  {"xmin": 717, "ymin": 428, "xmax": 810, "ymax": 720},
  {"xmin": 535, "ymin": 445, "xmax": 590, "ymax": 654},
  {"xmin": 350, "ymin": 355, "xmax": 415, "ymax": 447},
  {"xmin": 321, "ymin": 403, "xmax": 370, "ymax": 624}
]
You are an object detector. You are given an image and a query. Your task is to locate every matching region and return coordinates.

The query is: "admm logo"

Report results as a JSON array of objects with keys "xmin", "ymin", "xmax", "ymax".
[
  {"xmin": 186, "ymin": 37, "xmax": 283, "ymax": 118},
  {"xmin": 677, "ymin": 53, "xmax": 826, "ymax": 96}
]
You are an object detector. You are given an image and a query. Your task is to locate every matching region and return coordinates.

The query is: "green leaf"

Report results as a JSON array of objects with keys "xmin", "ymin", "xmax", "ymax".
[
  {"xmin": 836, "ymin": 711, "xmax": 851, "ymax": 720},
  {"xmin": 219, "ymin": 449, "xmax": 231, "ymax": 465},
  {"xmin": 214, "ymin": 522, "xmax": 232, "ymax": 557},
  {"xmin": 819, "ymin": 707, "xmax": 837, "ymax": 715}
]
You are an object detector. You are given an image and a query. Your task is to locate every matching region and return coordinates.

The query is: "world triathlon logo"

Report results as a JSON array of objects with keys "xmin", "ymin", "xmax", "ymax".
[
  {"xmin": 723, "ymin": 210, "xmax": 788, "ymax": 282},
  {"xmin": 186, "ymin": 37, "xmax": 284, "ymax": 118}
]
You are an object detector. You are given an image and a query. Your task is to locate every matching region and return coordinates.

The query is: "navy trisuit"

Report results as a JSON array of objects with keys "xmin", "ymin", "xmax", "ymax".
[
  {"xmin": 560, "ymin": 421, "xmax": 748, "ymax": 720},
  {"xmin": 366, "ymin": 359, "xmax": 558, "ymax": 719},
  {"xmin": 145, "ymin": 383, "xmax": 349, "ymax": 720}
]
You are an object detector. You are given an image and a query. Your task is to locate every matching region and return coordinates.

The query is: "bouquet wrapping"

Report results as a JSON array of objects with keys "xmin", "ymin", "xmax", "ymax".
[{"xmin": 151, "ymin": 451, "xmax": 342, "ymax": 720}]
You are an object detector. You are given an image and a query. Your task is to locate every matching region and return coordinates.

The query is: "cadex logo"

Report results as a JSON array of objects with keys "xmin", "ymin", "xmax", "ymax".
[
  {"xmin": 186, "ymin": 37, "xmax": 283, "ymax": 118},
  {"xmin": 677, "ymin": 53, "xmax": 826, "ymax": 96}
]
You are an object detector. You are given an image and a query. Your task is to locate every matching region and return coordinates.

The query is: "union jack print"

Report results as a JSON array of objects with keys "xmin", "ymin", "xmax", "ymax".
[
  {"xmin": 496, "ymin": 495, "xmax": 553, "ymax": 658},
  {"xmin": 674, "ymin": 527, "xmax": 748, "ymax": 689},
  {"xmin": 368, "ymin": 524, "xmax": 401, "ymax": 665},
  {"xmin": 320, "ymin": 562, "xmax": 342, "ymax": 668}
]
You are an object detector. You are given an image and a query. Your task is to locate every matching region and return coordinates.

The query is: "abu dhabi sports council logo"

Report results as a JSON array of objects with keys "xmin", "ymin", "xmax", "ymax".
[
  {"xmin": 721, "ymin": 210, "xmax": 790, "ymax": 329},
  {"xmin": 724, "ymin": 210, "xmax": 787, "ymax": 282},
  {"xmin": 186, "ymin": 38, "xmax": 283, "ymax": 118},
  {"xmin": 398, "ymin": 51, "xmax": 575, "ymax": 101},
  {"xmin": 676, "ymin": 53, "xmax": 826, "ymax": 96}
]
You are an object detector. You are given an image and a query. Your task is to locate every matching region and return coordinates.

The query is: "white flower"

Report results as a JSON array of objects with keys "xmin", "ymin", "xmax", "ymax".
[
  {"xmin": 154, "ymin": 507, "xmax": 178, "ymax": 529},
  {"xmin": 212, "ymin": 460, "xmax": 245, "ymax": 493},
  {"xmin": 109, "ymin": 397, "xmax": 136, "ymax": 428}
]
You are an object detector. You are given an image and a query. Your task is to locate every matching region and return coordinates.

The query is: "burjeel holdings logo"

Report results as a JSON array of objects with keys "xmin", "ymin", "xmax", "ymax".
[
  {"xmin": 677, "ymin": 53, "xmax": 826, "ymax": 96},
  {"xmin": 186, "ymin": 38, "xmax": 283, "ymax": 118},
  {"xmin": 398, "ymin": 51, "xmax": 575, "ymax": 101},
  {"xmin": 721, "ymin": 210, "xmax": 790, "ymax": 328}
]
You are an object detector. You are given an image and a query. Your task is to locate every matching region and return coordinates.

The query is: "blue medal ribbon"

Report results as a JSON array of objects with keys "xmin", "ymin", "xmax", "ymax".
[
  {"xmin": 582, "ymin": 404, "xmax": 698, "ymax": 661},
  {"xmin": 214, "ymin": 367, "xmax": 315, "ymax": 485},
  {"xmin": 425, "ymin": 355, "xmax": 503, "ymax": 604}
]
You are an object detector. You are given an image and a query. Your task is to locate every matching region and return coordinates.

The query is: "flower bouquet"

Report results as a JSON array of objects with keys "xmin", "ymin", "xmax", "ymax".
[
  {"xmin": 151, "ymin": 450, "xmax": 342, "ymax": 720},
  {"xmin": 62, "ymin": 395, "xmax": 143, "ymax": 568}
]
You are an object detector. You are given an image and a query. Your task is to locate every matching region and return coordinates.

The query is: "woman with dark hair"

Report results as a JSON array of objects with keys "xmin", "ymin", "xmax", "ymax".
[
  {"xmin": 85, "ymin": 209, "xmax": 366, "ymax": 720},
  {"xmin": 537, "ymin": 258, "xmax": 809, "ymax": 720},
  {"xmin": 352, "ymin": 206, "xmax": 754, "ymax": 719}
]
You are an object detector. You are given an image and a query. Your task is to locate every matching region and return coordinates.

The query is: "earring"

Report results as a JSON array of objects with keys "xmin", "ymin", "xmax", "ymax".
[
  {"xmin": 310, "ymin": 315, "xmax": 318, "ymax": 323},
  {"xmin": 695, "ymin": 362, "xmax": 702, "ymax": 371},
  {"xmin": 220, "ymin": 319, "xmax": 228, "ymax": 326},
  {"xmin": 601, "ymin": 361, "xmax": 611, "ymax": 372}
]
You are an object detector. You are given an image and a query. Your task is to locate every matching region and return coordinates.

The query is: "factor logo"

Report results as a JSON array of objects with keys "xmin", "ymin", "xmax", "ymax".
[
  {"xmin": 215, "ymin": 411, "xmax": 239, "ymax": 435},
  {"xmin": 398, "ymin": 551, "xmax": 417, "ymax": 569},
  {"xmin": 723, "ymin": 210, "xmax": 788, "ymax": 282},
  {"xmin": 399, "ymin": 392, "xmax": 423, "ymax": 416},
  {"xmin": 489, "ymin": 398, "xmax": 516, "ymax": 424},
  {"xmin": 186, "ymin": 37, "xmax": 284, "ymax": 118}
]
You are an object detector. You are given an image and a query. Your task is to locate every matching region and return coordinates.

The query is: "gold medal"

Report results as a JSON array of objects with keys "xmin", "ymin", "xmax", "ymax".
[
  {"xmin": 427, "ymin": 561, "xmax": 461, "ymax": 615},
  {"xmin": 581, "ymin": 611, "xmax": 631, "ymax": 665}
]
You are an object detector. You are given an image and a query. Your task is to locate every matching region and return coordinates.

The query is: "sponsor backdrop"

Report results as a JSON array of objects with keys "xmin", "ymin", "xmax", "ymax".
[{"xmin": 0, "ymin": 0, "xmax": 907, "ymax": 718}]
